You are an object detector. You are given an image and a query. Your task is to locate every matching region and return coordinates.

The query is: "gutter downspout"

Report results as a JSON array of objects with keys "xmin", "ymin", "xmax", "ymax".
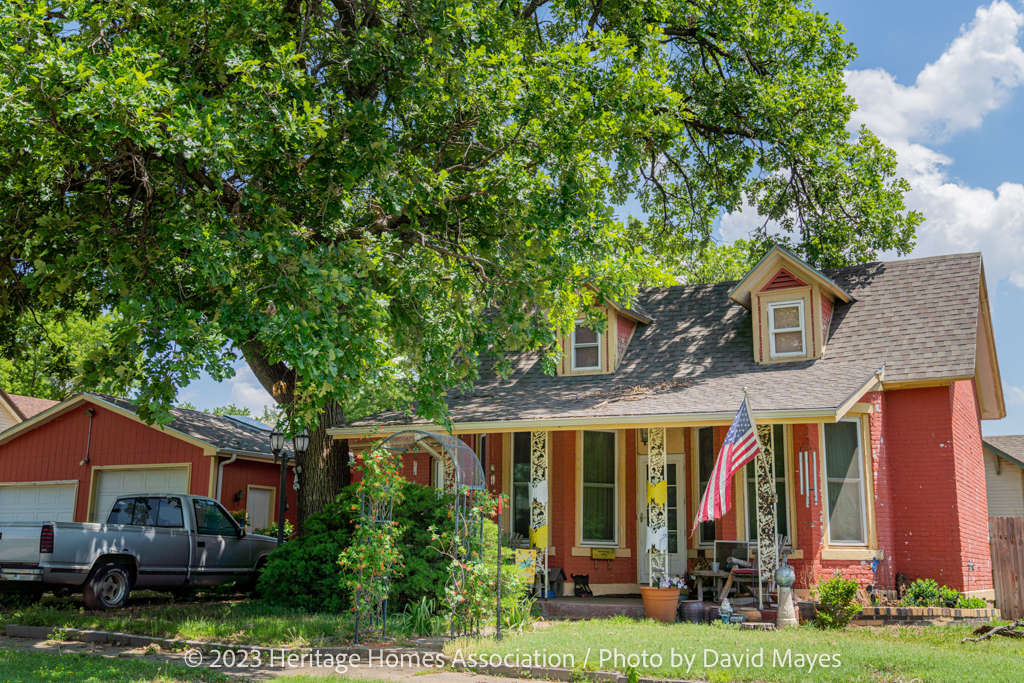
[{"xmin": 216, "ymin": 453, "xmax": 237, "ymax": 502}]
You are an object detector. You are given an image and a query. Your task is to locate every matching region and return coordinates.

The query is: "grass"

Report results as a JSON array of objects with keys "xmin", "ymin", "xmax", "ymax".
[
  {"xmin": 0, "ymin": 648, "xmax": 228, "ymax": 683},
  {"xmin": 1, "ymin": 597, "xmax": 353, "ymax": 647},
  {"xmin": 446, "ymin": 616, "xmax": 1024, "ymax": 683}
]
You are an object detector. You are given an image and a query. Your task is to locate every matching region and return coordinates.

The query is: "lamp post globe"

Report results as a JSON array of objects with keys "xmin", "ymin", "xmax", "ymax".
[
  {"xmin": 269, "ymin": 429, "xmax": 286, "ymax": 456},
  {"xmin": 294, "ymin": 428, "xmax": 310, "ymax": 455}
]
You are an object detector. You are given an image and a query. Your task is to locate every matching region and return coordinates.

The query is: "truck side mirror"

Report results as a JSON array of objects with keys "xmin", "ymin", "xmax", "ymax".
[{"xmin": 238, "ymin": 527, "xmax": 246, "ymax": 539}]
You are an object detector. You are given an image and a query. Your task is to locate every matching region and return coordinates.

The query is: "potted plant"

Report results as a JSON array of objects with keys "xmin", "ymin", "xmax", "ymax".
[{"xmin": 641, "ymin": 576, "xmax": 686, "ymax": 623}]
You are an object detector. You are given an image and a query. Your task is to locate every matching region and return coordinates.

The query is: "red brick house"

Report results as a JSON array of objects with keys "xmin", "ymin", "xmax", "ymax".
[
  {"xmin": 334, "ymin": 247, "xmax": 1004, "ymax": 599},
  {"xmin": 0, "ymin": 394, "xmax": 296, "ymax": 531}
]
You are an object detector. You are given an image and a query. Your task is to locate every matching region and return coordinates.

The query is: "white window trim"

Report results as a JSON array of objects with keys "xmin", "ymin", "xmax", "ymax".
[
  {"xmin": 767, "ymin": 300, "xmax": 806, "ymax": 358},
  {"xmin": 571, "ymin": 321, "xmax": 603, "ymax": 371},
  {"xmin": 823, "ymin": 417, "xmax": 869, "ymax": 547},
  {"xmin": 581, "ymin": 429, "xmax": 618, "ymax": 546}
]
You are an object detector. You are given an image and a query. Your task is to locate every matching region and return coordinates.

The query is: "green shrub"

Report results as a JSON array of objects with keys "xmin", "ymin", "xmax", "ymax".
[
  {"xmin": 256, "ymin": 496, "xmax": 356, "ymax": 614},
  {"xmin": 389, "ymin": 484, "xmax": 456, "ymax": 608},
  {"xmin": 900, "ymin": 578, "xmax": 978, "ymax": 608},
  {"xmin": 812, "ymin": 571, "xmax": 862, "ymax": 630},
  {"xmin": 955, "ymin": 595, "xmax": 987, "ymax": 609},
  {"xmin": 258, "ymin": 482, "xmax": 462, "ymax": 614}
]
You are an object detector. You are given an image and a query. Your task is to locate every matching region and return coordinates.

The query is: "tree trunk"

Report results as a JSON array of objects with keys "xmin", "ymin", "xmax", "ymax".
[
  {"xmin": 295, "ymin": 402, "xmax": 351, "ymax": 535},
  {"xmin": 241, "ymin": 341, "xmax": 352, "ymax": 534}
]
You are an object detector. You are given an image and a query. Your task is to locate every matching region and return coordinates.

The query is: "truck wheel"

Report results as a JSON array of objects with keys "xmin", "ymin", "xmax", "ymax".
[{"xmin": 83, "ymin": 563, "xmax": 132, "ymax": 610}]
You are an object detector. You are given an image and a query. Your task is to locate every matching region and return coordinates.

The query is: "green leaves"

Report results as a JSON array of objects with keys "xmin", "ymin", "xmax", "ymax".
[{"xmin": 0, "ymin": 0, "xmax": 916, "ymax": 437}]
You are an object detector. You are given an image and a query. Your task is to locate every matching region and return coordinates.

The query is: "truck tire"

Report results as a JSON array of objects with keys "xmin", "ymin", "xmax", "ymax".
[{"xmin": 83, "ymin": 563, "xmax": 132, "ymax": 610}]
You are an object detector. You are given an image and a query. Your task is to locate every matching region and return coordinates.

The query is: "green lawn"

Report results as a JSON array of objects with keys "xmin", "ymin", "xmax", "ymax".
[
  {"xmin": 0, "ymin": 648, "xmax": 228, "ymax": 683},
  {"xmin": 446, "ymin": 616, "xmax": 1024, "ymax": 683},
  {"xmin": 2, "ymin": 598, "xmax": 352, "ymax": 647}
]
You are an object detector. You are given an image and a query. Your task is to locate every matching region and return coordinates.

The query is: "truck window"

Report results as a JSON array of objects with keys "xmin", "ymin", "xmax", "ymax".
[
  {"xmin": 192, "ymin": 499, "xmax": 238, "ymax": 535},
  {"xmin": 107, "ymin": 498, "xmax": 138, "ymax": 525},
  {"xmin": 107, "ymin": 497, "xmax": 185, "ymax": 528},
  {"xmin": 154, "ymin": 497, "xmax": 185, "ymax": 528}
]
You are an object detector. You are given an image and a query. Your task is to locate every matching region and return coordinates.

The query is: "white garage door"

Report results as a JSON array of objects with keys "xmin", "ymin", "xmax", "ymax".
[
  {"xmin": 93, "ymin": 467, "xmax": 190, "ymax": 522},
  {"xmin": 0, "ymin": 484, "xmax": 77, "ymax": 522}
]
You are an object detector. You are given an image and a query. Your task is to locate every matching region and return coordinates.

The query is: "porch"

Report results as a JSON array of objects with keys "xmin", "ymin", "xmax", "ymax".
[{"xmin": 494, "ymin": 421, "xmax": 872, "ymax": 599}]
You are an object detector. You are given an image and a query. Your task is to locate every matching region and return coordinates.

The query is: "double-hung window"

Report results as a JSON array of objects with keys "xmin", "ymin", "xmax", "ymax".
[
  {"xmin": 768, "ymin": 300, "xmax": 805, "ymax": 357},
  {"xmin": 582, "ymin": 430, "xmax": 617, "ymax": 544},
  {"xmin": 745, "ymin": 424, "xmax": 789, "ymax": 541},
  {"xmin": 823, "ymin": 419, "xmax": 867, "ymax": 545},
  {"xmin": 572, "ymin": 322, "xmax": 601, "ymax": 370},
  {"xmin": 696, "ymin": 427, "xmax": 716, "ymax": 546},
  {"xmin": 512, "ymin": 432, "xmax": 532, "ymax": 543}
]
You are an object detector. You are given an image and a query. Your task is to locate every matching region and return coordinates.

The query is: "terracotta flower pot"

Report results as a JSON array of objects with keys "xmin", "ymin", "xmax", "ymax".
[{"xmin": 641, "ymin": 586, "xmax": 680, "ymax": 623}]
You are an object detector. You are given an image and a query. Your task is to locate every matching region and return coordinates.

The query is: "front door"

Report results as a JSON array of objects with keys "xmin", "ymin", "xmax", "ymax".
[
  {"xmin": 637, "ymin": 454, "xmax": 684, "ymax": 585},
  {"xmin": 190, "ymin": 498, "xmax": 251, "ymax": 586}
]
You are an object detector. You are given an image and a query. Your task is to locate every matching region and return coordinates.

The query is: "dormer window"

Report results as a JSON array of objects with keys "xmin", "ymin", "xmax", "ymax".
[
  {"xmin": 572, "ymin": 322, "xmax": 602, "ymax": 370},
  {"xmin": 768, "ymin": 300, "xmax": 805, "ymax": 357}
]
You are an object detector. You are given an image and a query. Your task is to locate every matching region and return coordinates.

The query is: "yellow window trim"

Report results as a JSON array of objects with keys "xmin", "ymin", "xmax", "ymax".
[
  {"xmin": 817, "ymin": 417, "xmax": 879, "ymax": 551},
  {"xmin": 575, "ymin": 429, "xmax": 627, "ymax": 550}
]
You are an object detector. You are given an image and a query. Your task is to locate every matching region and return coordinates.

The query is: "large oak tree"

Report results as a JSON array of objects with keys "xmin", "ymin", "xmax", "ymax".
[{"xmin": 0, "ymin": 0, "xmax": 918, "ymax": 527}]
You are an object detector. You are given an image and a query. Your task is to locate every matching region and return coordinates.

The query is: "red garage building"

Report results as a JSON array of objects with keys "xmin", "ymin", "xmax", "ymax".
[{"xmin": 0, "ymin": 393, "xmax": 296, "ymax": 530}]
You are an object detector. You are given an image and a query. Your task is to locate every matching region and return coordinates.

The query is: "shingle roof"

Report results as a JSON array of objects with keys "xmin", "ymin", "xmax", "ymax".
[
  {"xmin": 9, "ymin": 394, "xmax": 59, "ymax": 419},
  {"xmin": 91, "ymin": 394, "xmax": 287, "ymax": 458},
  {"xmin": 983, "ymin": 436, "xmax": 1024, "ymax": 471},
  {"xmin": 350, "ymin": 253, "xmax": 983, "ymax": 427}
]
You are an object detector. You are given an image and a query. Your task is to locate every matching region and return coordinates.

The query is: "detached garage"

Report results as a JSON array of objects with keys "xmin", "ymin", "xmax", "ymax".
[{"xmin": 0, "ymin": 393, "xmax": 297, "ymax": 527}]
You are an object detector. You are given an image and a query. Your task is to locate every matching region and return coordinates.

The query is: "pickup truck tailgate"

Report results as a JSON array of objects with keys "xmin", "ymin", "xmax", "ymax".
[
  {"xmin": 0, "ymin": 524, "xmax": 42, "ymax": 565},
  {"xmin": 0, "ymin": 523, "xmax": 44, "ymax": 582}
]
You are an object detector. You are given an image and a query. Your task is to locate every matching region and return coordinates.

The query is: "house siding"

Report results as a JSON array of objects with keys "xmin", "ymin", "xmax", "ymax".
[
  {"xmin": 984, "ymin": 449, "xmax": 1024, "ymax": 516},
  {"xmin": 0, "ymin": 401, "xmax": 212, "ymax": 522},
  {"xmin": 0, "ymin": 402, "xmax": 20, "ymax": 431},
  {"xmin": 217, "ymin": 457, "xmax": 298, "ymax": 528}
]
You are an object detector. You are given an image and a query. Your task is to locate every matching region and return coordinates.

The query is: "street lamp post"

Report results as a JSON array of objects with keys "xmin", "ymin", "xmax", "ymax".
[
  {"xmin": 269, "ymin": 428, "xmax": 310, "ymax": 545},
  {"xmin": 269, "ymin": 429, "xmax": 287, "ymax": 544}
]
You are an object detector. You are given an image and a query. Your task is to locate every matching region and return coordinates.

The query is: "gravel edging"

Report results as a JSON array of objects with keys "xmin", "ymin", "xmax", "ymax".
[{"xmin": 6, "ymin": 623, "xmax": 703, "ymax": 683}]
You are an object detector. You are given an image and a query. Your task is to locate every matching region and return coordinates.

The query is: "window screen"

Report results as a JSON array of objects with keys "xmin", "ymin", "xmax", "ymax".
[
  {"xmin": 824, "ymin": 420, "xmax": 866, "ymax": 544},
  {"xmin": 582, "ymin": 431, "xmax": 616, "ymax": 543},
  {"xmin": 512, "ymin": 432, "xmax": 532, "ymax": 542}
]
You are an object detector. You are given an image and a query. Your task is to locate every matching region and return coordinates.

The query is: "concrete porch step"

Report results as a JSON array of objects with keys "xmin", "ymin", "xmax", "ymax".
[{"xmin": 537, "ymin": 597, "xmax": 646, "ymax": 620}]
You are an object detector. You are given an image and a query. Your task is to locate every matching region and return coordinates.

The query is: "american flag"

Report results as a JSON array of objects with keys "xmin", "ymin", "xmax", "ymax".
[{"xmin": 691, "ymin": 396, "xmax": 762, "ymax": 535}]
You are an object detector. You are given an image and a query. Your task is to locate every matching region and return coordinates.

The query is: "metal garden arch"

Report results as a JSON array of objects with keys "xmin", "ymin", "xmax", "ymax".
[{"xmin": 353, "ymin": 429, "xmax": 487, "ymax": 643}]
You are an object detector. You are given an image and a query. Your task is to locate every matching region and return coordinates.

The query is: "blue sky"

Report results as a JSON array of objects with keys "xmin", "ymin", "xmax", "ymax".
[{"xmin": 183, "ymin": 1, "xmax": 1024, "ymax": 436}]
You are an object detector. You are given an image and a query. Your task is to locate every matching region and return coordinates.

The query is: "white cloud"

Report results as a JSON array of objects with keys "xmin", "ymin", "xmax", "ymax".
[
  {"xmin": 842, "ymin": 2, "xmax": 1024, "ymax": 286},
  {"xmin": 720, "ymin": 3, "xmax": 1024, "ymax": 287},
  {"xmin": 846, "ymin": 1, "xmax": 1024, "ymax": 144},
  {"xmin": 228, "ymin": 365, "xmax": 276, "ymax": 417},
  {"xmin": 1006, "ymin": 385, "xmax": 1024, "ymax": 406}
]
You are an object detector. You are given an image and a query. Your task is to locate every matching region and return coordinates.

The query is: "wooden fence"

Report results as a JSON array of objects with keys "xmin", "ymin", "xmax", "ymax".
[{"xmin": 990, "ymin": 516, "xmax": 1024, "ymax": 620}]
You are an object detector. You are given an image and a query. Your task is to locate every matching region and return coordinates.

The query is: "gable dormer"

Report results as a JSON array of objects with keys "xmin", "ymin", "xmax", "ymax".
[
  {"xmin": 729, "ymin": 246, "xmax": 853, "ymax": 364},
  {"xmin": 556, "ymin": 297, "xmax": 651, "ymax": 376}
]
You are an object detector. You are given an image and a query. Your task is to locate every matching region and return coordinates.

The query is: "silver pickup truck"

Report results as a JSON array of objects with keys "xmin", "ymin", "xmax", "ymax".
[{"xmin": 0, "ymin": 493, "xmax": 278, "ymax": 610}]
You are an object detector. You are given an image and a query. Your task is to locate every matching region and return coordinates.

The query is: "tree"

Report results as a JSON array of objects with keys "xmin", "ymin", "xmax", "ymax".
[
  {"xmin": 0, "ymin": 0, "xmax": 919, "ymax": 527},
  {"xmin": 0, "ymin": 308, "xmax": 114, "ymax": 401}
]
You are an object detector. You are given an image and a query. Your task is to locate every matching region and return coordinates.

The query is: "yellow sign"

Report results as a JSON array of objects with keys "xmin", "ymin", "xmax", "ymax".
[
  {"xmin": 647, "ymin": 480, "xmax": 667, "ymax": 506},
  {"xmin": 515, "ymin": 548, "xmax": 537, "ymax": 582},
  {"xmin": 591, "ymin": 548, "xmax": 616, "ymax": 560}
]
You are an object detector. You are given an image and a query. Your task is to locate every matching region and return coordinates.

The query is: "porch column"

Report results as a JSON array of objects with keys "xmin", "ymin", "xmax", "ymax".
[
  {"xmin": 529, "ymin": 431, "xmax": 549, "ymax": 592},
  {"xmin": 647, "ymin": 427, "xmax": 668, "ymax": 586},
  {"xmin": 755, "ymin": 424, "xmax": 779, "ymax": 607},
  {"xmin": 443, "ymin": 454, "xmax": 457, "ymax": 494}
]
